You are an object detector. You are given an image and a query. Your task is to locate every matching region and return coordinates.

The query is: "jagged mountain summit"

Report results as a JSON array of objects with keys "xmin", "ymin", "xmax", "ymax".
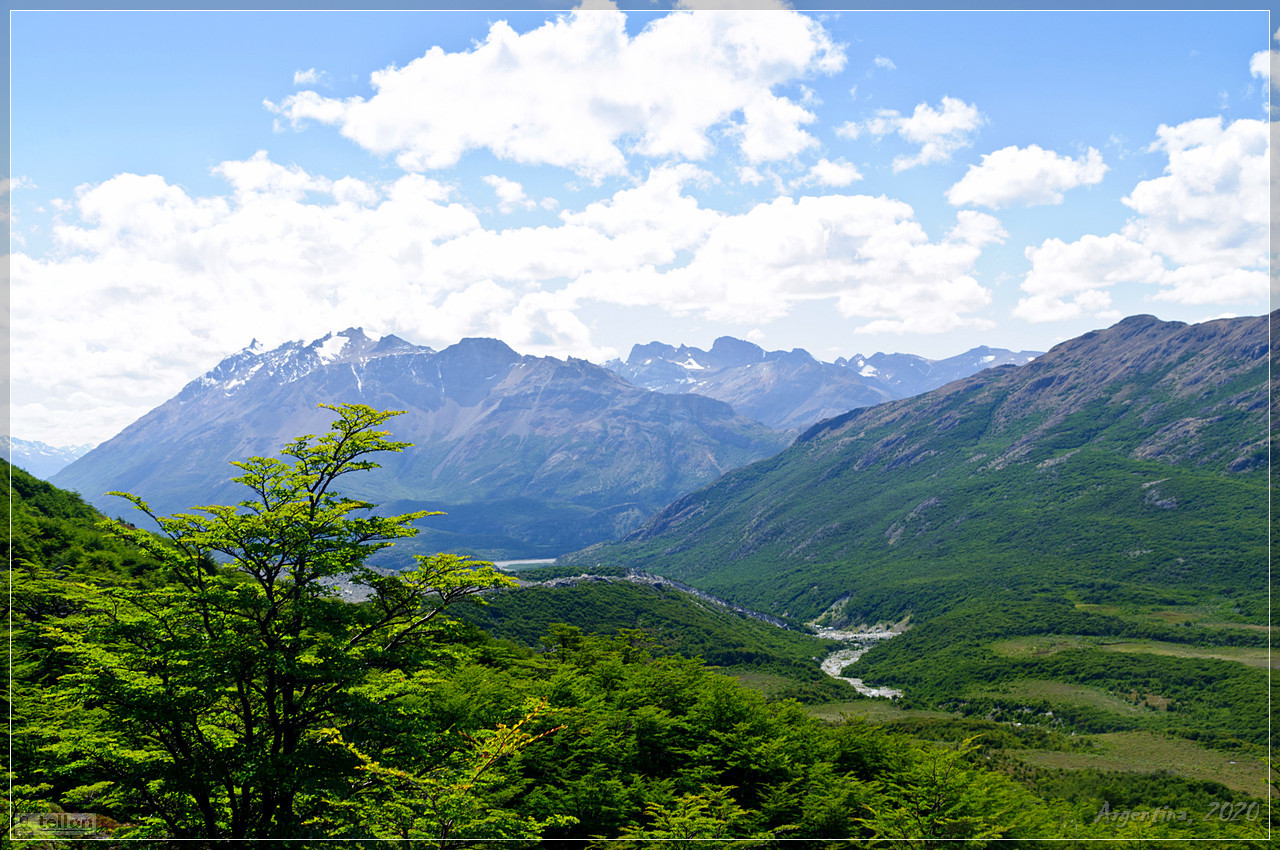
[
  {"xmin": 570, "ymin": 314, "xmax": 1268, "ymax": 624},
  {"xmin": 837, "ymin": 345, "xmax": 1043, "ymax": 397},
  {"xmin": 51, "ymin": 329, "xmax": 790, "ymax": 559},
  {"xmin": 2, "ymin": 437, "xmax": 97, "ymax": 480},
  {"xmin": 604, "ymin": 337, "xmax": 1041, "ymax": 430}
]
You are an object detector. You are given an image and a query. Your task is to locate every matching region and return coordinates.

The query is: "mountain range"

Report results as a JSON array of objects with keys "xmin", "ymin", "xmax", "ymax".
[
  {"xmin": 25, "ymin": 313, "xmax": 1273, "ymax": 814},
  {"xmin": 51, "ymin": 329, "xmax": 789, "ymax": 557},
  {"xmin": 570, "ymin": 313, "xmax": 1269, "ymax": 625},
  {"xmin": 2, "ymin": 437, "xmax": 96, "ymax": 479},
  {"xmin": 605, "ymin": 338, "xmax": 1040, "ymax": 429},
  {"xmin": 48, "ymin": 329, "xmax": 1042, "ymax": 558}
]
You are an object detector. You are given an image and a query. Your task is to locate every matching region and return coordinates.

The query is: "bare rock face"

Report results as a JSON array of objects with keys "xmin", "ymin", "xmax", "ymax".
[{"xmin": 52, "ymin": 329, "xmax": 790, "ymax": 557}]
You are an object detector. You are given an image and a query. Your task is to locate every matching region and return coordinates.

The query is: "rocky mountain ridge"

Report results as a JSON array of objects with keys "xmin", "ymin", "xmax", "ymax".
[
  {"xmin": 2, "ymin": 437, "xmax": 97, "ymax": 480},
  {"xmin": 52, "ymin": 329, "xmax": 789, "ymax": 559},
  {"xmin": 605, "ymin": 336, "xmax": 1040, "ymax": 429}
]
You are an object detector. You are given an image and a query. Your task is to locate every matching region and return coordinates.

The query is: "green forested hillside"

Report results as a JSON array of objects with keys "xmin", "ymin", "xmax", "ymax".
[
  {"xmin": 455, "ymin": 577, "xmax": 856, "ymax": 703},
  {"xmin": 558, "ymin": 315, "xmax": 1269, "ymax": 798},
  {"xmin": 9, "ymin": 408, "xmax": 1270, "ymax": 844},
  {"xmin": 570, "ymin": 315, "xmax": 1267, "ymax": 627}
]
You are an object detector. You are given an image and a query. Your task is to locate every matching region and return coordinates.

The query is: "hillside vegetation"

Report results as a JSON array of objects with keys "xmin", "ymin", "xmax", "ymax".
[
  {"xmin": 562, "ymin": 314, "xmax": 1269, "ymax": 791},
  {"xmin": 9, "ymin": 401, "xmax": 1270, "ymax": 843},
  {"xmin": 571, "ymin": 314, "xmax": 1266, "ymax": 625}
]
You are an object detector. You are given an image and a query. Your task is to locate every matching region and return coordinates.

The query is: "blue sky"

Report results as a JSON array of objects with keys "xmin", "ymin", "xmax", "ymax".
[{"xmin": 9, "ymin": 6, "xmax": 1274, "ymax": 446}]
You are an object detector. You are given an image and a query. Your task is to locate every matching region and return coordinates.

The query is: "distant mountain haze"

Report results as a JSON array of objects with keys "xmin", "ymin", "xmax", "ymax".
[
  {"xmin": 605, "ymin": 337, "xmax": 1040, "ymax": 429},
  {"xmin": 47, "ymin": 327, "xmax": 1049, "ymax": 559},
  {"xmin": 2, "ymin": 437, "xmax": 96, "ymax": 480}
]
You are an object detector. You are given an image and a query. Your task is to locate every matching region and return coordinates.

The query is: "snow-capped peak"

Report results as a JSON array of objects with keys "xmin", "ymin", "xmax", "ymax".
[
  {"xmin": 176, "ymin": 328, "xmax": 433, "ymax": 405},
  {"xmin": 314, "ymin": 333, "xmax": 348, "ymax": 364}
]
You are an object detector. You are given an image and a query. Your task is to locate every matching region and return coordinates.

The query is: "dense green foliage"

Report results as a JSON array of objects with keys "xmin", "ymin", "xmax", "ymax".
[
  {"xmin": 563, "ymin": 326, "xmax": 1268, "ymax": 786},
  {"xmin": 582, "ymin": 446, "xmax": 1266, "ymax": 627},
  {"xmin": 8, "ymin": 460, "xmax": 162, "ymax": 582},
  {"xmin": 455, "ymin": 579, "xmax": 855, "ymax": 702},
  {"xmin": 9, "ymin": 407, "xmax": 1269, "ymax": 844},
  {"xmin": 13, "ymin": 406, "xmax": 515, "ymax": 839}
]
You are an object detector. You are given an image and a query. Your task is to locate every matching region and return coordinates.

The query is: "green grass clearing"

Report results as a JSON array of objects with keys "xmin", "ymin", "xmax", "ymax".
[
  {"xmin": 1011, "ymin": 731, "xmax": 1273, "ymax": 799},
  {"xmin": 1071, "ymin": 603, "xmax": 1268, "ymax": 631},
  {"xmin": 991, "ymin": 635, "xmax": 1094, "ymax": 658},
  {"xmin": 1200, "ymin": 621, "xmax": 1272, "ymax": 632},
  {"xmin": 992, "ymin": 635, "xmax": 1273, "ymax": 669},
  {"xmin": 1100, "ymin": 641, "xmax": 1273, "ymax": 669},
  {"xmin": 732, "ymin": 670, "xmax": 800, "ymax": 697},
  {"xmin": 968, "ymin": 679, "xmax": 1156, "ymax": 719},
  {"xmin": 803, "ymin": 700, "xmax": 950, "ymax": 724}
]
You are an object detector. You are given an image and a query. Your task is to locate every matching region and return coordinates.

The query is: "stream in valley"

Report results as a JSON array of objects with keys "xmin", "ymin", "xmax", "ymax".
[{"xmin": 815, "ymin": 626, "xmax": 905, "ymax": 699}]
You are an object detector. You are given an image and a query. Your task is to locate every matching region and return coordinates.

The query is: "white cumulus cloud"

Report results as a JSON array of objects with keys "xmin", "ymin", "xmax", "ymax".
[
  {"xmin": 1015, "ymin": 234, "xmax": 1162, "ymax": 322},
  {"xmin": 864, "ymin": 96, "xmax": 984, "ymax": 171},
  {"xmin": 14, "ymin": 149, "xmax": 1014, "ymax": 444},
  {"xmin": 566, "ymin": 196, "xmax": 1004, "ymax": 334},
  {"xmin": 1249, "ymin": 49, "xmax": 1274, "ymax": 84},
  {"xmin": 1124, "ymin": 117, "xmax": 1268, "ymax": 304},
  {"xmin": 834, "ymin": 121, "xmax": 860, "ymax": 140},
  {"xmin": 795, "ymin": 157, "xmax": 862, "ymax": 188},
  {"xmin": 947, "ymin": 145, "xmax": 1107, "ymax": 209},
  {"xmin": 1015, "ymin": 116, "xmax": 1267, "ymax": 321},
  {"xmin": 265, "ymin": 9, "xmax": 844, "ymax": 180},
  {"xmin": 482, "ymin": 175, "xmax": 537, "ymax": 214}
]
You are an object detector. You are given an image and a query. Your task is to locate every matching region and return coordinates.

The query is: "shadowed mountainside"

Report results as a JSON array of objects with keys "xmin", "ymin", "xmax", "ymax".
[{"xmin": 52, "ymin": 330, "xmax": 790, "ymax": 559}]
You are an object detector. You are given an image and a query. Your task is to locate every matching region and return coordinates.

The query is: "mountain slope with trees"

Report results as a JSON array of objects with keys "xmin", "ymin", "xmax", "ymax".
[
  {"xmin": 565, "ymin": 314, "xmax": 1269, "ymax": 775},
  {"xmin": 570, "ymin": 314, "xmax": 1268, "ymax": 625}
]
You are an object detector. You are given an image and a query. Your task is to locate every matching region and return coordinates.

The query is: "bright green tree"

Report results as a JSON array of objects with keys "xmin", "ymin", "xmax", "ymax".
[
  {"xmin": 859, "ymin": 737, "xmax": 1053, "ymax": 846},
  {"xmin": 28, "ymin": 404, "xmax": 514, "ymax": 839},
  {"xmin": 310, "ymin": 697, "xmax": 576, "ymax": 847}
]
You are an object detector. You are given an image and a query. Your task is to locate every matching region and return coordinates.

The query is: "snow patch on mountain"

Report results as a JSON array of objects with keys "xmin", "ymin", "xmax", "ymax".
[
  {"xmin": 175, "ymin": 328, "xmax": 411, "ymax": 404},
  {"xmin": 4, "ymin": 436, "xmax": 97, "ymax": 479},
  {"xmin": 604, "ymin": 336, "xmax": 1043, "ymax": 430},
  {"xmin": 315, "ymin": 334, "xmax": 348, "ymax": 363}
]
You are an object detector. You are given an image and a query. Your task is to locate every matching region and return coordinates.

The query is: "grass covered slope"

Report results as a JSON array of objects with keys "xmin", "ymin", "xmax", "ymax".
[
  {"xmin": 6, "ymin": 459, "xmax": 162, "ymax": 584},
  {"xmin": 567, "ymin": 314, "xmax": 1268, "ymax": 626}
]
